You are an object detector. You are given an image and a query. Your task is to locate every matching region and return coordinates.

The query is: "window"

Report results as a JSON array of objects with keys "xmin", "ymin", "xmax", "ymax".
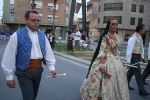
[
  {"xmin": 30, "ymin": 1, "xmax": 43, "ymax": 9},
  {"xmin": 98, "ymin": 18, "xmax": 100, "ymax": 23},
  {"xmin": 36, "ymin": 1, "xmax": 43, "ymax": 8},
  {"xmin": 139, "ymin": 5, "xmax": 144, "ymax": 13},
  {"xmin": 56, "ymin": 4, "xmax": 59, "ymax": 10},
  {"xmin": 99, "ymin": 6, "xmax": 101, "ymax": 12},
  {"xmin": 48, "ymin": 6, "xmax": 53, "ymax": 10},
  {"xmin": 48, "ymin": 3, "xmax": 59, "ymax": 10},
  {"xmin": 138, "ymin": 18, "xmax": 143, "ymax": 25},
  {"xmin": 10, "ymin": 4, "xmax": 14, "ymax": 10},
  {"xmin": 130, "ymin": 17, "xmax": 135, "ymax": 25},
  {"xmin": 104, "ymin": 16, "xmax": 122, "ymax": 24},
  {"xmin": 39, "ymin": 14, "xmax": 42, "ymax": 20},
  {"xmin": 55, "ymin": 16, "xmax": 58, "ymax": 22},
  {"xmin": 48, "ymin": 3, "xmax": 54, "ymax": 10},
  {"xmin": 104, "ymin": 3, "xmax": 123, "ymax": 11},
  {"xmin": 10, "ymin": 0, "xmax": 14, "ymax": 10},
  {"xmin": 66, "ymin": 17, "xmax": 68, "ymax": 25},
  {"xmin": 48, "ymin": 15, "xmax": 53, "ymax": 22},
  {"xmin": 66, "ymin": 6, "xmax": 69, "ymax": 14},
  {"xmin": 131, "ymin": 4, "xmax": 136, "ymax": 12},
  {"xmin": 10, "ymin": 12, "xmax": 14, "ymax": 22}
]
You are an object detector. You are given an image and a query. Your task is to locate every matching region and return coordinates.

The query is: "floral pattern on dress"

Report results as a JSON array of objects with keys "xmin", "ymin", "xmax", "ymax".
[{"xmin": 80, "ymin": 35, "xmax": 130, "ymax": 100}]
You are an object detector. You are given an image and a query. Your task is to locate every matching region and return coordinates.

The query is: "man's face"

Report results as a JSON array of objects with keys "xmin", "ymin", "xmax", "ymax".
[
  {"xmin": 109, "ymin": 20, "xmax": 118, "ymax": 33},
  {"xmin": 25, "ymin": 12, "xmax": 40, "ymax": 31},
  {"xmin": 140, "ymin": 26, "xmax": 146, "ymax": 35},
  {"xmin": 76, "ymin": 28, "xmax": 78, "ymax": 32}
]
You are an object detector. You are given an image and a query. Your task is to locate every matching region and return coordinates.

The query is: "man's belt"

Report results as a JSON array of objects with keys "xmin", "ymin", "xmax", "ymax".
[
  {"xmin": 132, "ymin": 53, "xmax": 141, "ymax": 57},
  {"xmin": 25, "ymin": 59, "xmax": 42, "ymax": 71}
]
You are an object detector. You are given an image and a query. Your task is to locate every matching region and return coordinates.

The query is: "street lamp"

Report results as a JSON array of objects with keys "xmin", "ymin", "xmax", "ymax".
[
  {"xmin": 64, "ymin": 9, "xmax": 66, "ymax": 37},
  {"xmin": 18, "ymin": 4, "xmax": 20, "ymax": 29},
  {"xmin": 52, "ymin": 0, "xmax": 57, "ymax": 32}
]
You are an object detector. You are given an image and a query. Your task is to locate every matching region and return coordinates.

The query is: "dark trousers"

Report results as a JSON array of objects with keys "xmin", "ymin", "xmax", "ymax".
[
  {"xmin": 15, "ymin": 67, "xmax": 43, "ymax": 100},
  {"xmin": 126, "ymin": 56, "xmax": 145, "ymax": 92},
  {"xmin": 142, "ymin": 60, "xmax": 150, "ymax": 82}
]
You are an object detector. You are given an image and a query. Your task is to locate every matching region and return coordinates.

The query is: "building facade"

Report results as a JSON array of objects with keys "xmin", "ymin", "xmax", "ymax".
[
  {"xmin": 3, "ymin": 0, "xmax": 70, "ymax": 39},
  {"xmin": 98, "ymin": 0, "xmax": 150, "ymax": 45},
  {"xmin": 86, "ymin": 0, "xmax": 99, "ymax": 37},
  {"xmin": 87, "ymin": 0, "xmax": 99, "ymax": 21}
]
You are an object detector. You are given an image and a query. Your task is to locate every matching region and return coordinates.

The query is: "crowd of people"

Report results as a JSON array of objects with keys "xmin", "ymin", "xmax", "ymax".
[
  {"xmin": 0, "ymin": 31, "xmax": 14, "ymax": 40},
  {"xmin": 1, "ymin": 9, "xmax": 150, "ymax": 100},
  {"xmin": 67, "ymin": 28, "xmax": 91, "ymax": 54}
]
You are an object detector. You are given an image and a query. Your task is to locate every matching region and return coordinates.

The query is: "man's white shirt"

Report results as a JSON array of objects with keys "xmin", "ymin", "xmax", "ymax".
[{"xmin": 74, "ymin": 31, "xmax": 81, "ymax": 40}]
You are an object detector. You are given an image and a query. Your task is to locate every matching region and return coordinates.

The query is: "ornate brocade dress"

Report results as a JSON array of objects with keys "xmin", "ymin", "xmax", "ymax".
[{"xmin": 80, "ymin": 33, "xmax": 130, "ymax": 100}]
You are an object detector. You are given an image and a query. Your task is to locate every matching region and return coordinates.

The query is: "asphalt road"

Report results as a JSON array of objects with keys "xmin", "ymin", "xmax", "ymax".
[{"xmin": 0, "ymin": 40, "xmax": 150, "ymax": 100}]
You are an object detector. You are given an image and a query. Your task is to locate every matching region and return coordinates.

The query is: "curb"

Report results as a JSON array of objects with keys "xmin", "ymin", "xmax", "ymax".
[
  {"xmin": 53, "ymin": 51, "xmax": 91, "ymax": 66},
  {"xmin": 54, "ymin": 51, "xmax": 147, "ymax": 68}
]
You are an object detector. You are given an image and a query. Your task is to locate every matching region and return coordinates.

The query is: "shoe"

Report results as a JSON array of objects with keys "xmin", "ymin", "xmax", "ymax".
[
  {"xmin": 139, "ymin": 91, "xmax": 150, "ymax": 96},
  {"xmin": 144, "ymin": 81, "xmax": 148, "ymax": 85},
  {"xmin": 128, "ymin": 86, "xmax": 134, "ymax": 90}
]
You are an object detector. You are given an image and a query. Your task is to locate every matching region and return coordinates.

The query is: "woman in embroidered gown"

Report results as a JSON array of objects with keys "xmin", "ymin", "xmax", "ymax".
[{"xmin": 80, "ymin": 19, "xmax": 130, "ymax": 100}]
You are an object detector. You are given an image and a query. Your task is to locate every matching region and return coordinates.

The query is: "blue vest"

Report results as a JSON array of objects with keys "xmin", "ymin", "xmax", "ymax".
[{"xmin": 16, "ymin": 27, "xmax": 46, "ymax": 70}]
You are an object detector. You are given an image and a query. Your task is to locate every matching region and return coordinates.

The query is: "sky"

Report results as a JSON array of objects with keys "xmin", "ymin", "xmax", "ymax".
[
  {"xmin": 76, "ymin": 0, "xmax": 90, "ymax": 18},
  {"xmin": 0, "ymin": 0, "xmax": 90, "ymax": 19},
  {"xmin": 0, "ymin": 0, "xmax": 3, "ymax": 19}
]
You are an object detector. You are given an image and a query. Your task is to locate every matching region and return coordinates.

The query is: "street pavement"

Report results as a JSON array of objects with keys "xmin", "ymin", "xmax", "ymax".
[{"xmin": 0, "ymin": 40, "xmax": 150, "ymax": 100}]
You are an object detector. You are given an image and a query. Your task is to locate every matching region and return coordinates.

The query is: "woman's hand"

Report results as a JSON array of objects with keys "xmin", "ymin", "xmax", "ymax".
[{"xmin": 99, "ymin": 66, "xmax": 105, "ymax": 72}]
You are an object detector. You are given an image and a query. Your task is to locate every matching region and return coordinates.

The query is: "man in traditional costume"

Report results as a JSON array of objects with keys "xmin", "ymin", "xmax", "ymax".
[{"xmin": 1, "ymin": 9, "xmax": 57, "ymax": 100}]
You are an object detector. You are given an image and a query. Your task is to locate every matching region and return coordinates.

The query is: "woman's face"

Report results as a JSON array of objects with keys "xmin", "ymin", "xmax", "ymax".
[{"xmin": 109, "ymin": 20, "xmax": 118, "ymax": 33}]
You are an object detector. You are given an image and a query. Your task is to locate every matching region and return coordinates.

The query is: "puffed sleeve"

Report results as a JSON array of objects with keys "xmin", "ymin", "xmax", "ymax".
[{"xmin": 97, "ymin": 37, "xmax": 107, "ymax": 58}]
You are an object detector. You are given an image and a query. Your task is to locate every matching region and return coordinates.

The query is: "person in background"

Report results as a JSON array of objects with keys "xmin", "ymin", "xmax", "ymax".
[
  {"xmin": 83, "ymin": 36, "xmax": 90, "ymax": 48},
  {"xmin": 80, "ymin": 31, "xmax": 86, "ymax": 48},
  {"xmin": 126, "ymin": 24, "xmax": 150, "ymax": 96},
  {"xmin": 1, "ymin": 9, "xmax": 57, "ymax": 100},
  {"xmin": 74, "ymin": 28, "xmax": 81, "ymax": 50},
  {"xmin": 67, "ymin": 31, "xmax": 74, "ymax": 54},
  {"xmin": 0, "ymin": 31, "xmax": 2, "ymax": 40},
  {"xmin": 49, "ymin": 31, "xmax": 56, "ymax": 51},
  {"xmin": 80, "ymin": 19, "xmax": 130, "ymax": 100},
  {"xmin": 58, "ymin": 36, "xmax": 62, "ymax": 44},
  {"xmin": 142, "ymin": 42, "xmax": 150, "ymax": 85}
]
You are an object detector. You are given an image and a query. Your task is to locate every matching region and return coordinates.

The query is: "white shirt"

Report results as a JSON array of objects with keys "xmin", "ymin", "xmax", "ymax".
[
  {"xmin": 58, "ymin": 37, "xmax": 62, "ymax": 39},
  {"xmin": 1, "ymin": 27, "xmax": 56, "ymax": 81},
  {"xmin": 74, "ymin": 31, "xmax": 81, "ymax": 40},
  {"xmin": 126, "ymin": 33, "xmax": 144, "ymax": 62}
]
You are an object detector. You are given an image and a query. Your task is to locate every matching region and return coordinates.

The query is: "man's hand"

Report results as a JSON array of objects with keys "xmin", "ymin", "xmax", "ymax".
[
  {"xmin": 7, "ymin": 80, "xmax": 15, "ymax": 88},
  {"xmin": 142, "ymin": 59, "xmax": 147, "ymax": 63},
  {"xmin": 51, "ymin": 70, "xmax": 57, "ymax": 78},
  {"xmin": 127, "ymin": 62, "xmax": 131, "ymax": 69}
]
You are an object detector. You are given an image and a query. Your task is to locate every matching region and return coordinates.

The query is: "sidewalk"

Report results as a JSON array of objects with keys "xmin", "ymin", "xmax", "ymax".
[{"xmin": 54, "ymin": 51, "xmax": 147, "ymax": 69}]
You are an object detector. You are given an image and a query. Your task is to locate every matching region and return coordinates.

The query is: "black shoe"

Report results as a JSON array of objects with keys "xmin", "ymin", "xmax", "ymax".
[
  {"xmin": 129, "ymin": 86, "xmax": 134, "ymax": 90},
  {"xmin": 144, "ymin": 82, "xmax": 148, "ymax": 85},
  {"xmin": 139, "ymin": 91, "xmax": 150, "ymax": 96}
]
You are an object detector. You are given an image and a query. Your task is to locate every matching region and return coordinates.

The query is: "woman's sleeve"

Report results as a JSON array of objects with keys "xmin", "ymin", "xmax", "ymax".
[{"xmin": 97, "ymin": 37, "xmax": 107, "ymax": 58}]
